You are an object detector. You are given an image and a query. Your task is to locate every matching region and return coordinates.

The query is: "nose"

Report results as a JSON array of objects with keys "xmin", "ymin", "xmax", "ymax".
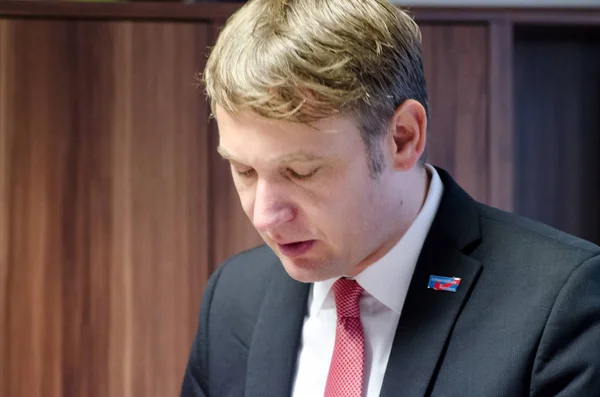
[{"xmin": 252, "ymin": 179, "xmax": 295, "ymax": 233}]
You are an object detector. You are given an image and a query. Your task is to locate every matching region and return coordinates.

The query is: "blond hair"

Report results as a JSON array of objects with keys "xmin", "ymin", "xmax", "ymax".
[{"xmin": 203, "ymin": 0, "xmax": 428, "ymax": 172}]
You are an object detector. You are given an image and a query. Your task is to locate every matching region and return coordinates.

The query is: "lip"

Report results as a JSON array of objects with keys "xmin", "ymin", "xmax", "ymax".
[{"xmin": 277, "ymin": 240, "xmax": 315, "ymax": 258}]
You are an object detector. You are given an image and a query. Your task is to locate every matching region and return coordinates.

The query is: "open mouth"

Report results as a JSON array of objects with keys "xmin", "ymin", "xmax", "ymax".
[{"xmin": 277, "ymin": 240, "xmax": 315, "ymax": 257}]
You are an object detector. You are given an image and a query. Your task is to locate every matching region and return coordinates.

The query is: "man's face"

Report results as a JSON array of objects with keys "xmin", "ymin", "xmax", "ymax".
[{"xmin": 216, "ymin": 107, "xmax": 395, "ymax": 282}]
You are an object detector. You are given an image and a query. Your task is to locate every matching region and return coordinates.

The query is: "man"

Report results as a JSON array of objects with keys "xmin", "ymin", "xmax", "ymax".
[{"xmin": 181, "ymin": 0, "xmax": 600, "ymax": 396}]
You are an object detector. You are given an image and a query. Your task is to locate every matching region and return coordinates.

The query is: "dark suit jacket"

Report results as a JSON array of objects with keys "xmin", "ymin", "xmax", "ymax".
[{"xmin": 181, "ymin": 168, "xmax": 600, "ymax": 397}]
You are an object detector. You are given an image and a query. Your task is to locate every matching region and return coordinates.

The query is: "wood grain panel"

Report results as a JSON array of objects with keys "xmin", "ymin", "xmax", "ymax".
[
  {"xmin": 514, "ymin": 26, "xmax": 600, "ymax": 243},
  {"xmin": 0, "ymin": 19, "xmax": 210, "ymax": 397},
  {"xmin": 208, "ymin": 23, "xmax": 263, "ymax": 267},
  {"xmin": 3, "ymin": 1, "xmax": 600, "ymax": 25},
  {"xmin": 0, "ymin": 19, "xmax": 11, "ymax": 396},
  {"xmin": 0, "ymin": 21, "xmax": 73, "ymax": 397},
  {"xmin": 489, "ymin": 20, "xmax": 515, "ymax": 212},
  {"xmin": 421, "ymin": 24, "xmax": 490, "ymax": 203}
]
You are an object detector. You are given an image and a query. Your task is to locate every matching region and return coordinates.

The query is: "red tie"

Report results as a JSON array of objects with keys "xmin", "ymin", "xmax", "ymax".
[{"xmin": 324, "ymin": 278, "xmax": 365, "ymax": 397}]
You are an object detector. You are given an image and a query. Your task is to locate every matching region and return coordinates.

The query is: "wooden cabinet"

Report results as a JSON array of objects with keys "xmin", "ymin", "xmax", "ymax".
[
  {"xmin": 0, "ymin": 14, "xmax": 211, "ymax": 397},
  {"xmin": 0, "ymin": 3, "xmax": 599, "ymax": 397},
  {"xmin": 513, "ymin": 25, "xmax": 600, "ymax": 243}
]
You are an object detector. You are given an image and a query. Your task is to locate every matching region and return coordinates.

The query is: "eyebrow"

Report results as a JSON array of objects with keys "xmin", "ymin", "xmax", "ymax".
[{"xmin": 217, "ymin": 146, "xmax": 325, "ymax": 165}]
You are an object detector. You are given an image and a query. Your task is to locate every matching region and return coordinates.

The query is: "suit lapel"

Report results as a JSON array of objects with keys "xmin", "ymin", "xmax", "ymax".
[
  {"xmin": 380, "ymin": 168, "xmax": 483, "ymax": 397},
  {"xmin": 245, "ymin": 264, "xmax": 310, "ymax": 397}
]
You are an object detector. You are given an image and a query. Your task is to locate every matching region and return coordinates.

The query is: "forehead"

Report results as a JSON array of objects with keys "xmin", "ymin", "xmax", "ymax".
[{"xmin": 215, "ymin": 106, "xmax": 362, "ymax": 162}]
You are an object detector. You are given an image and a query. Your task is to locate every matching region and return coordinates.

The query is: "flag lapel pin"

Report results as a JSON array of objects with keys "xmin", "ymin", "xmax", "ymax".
[{"xmin": 428, "ymin": 275, "xmax": 462, "ymax": 292}]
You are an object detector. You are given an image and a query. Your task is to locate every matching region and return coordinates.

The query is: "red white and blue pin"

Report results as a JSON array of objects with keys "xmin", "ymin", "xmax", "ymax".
[{"xmin": 428, "ymin": 275, "xmax": 462, "ymax": 292}]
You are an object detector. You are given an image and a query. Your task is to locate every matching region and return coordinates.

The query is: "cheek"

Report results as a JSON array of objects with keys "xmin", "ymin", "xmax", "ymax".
[
  {"xmin": 331, "ymin": 180, "xmax": 383, "ymax": 240},
  {"xmin": 306, "ymin": 186, "xmax": 366, "ymax": 241},
  {"xmin": 233, "ymin": 183, "xmax": 255, "ymax": 218}
]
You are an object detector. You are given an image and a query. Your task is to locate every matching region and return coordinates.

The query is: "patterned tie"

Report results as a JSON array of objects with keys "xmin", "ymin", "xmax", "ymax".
[{"xmin": 324, "ymin": 278, "xmax": 365, "ymax": 397}]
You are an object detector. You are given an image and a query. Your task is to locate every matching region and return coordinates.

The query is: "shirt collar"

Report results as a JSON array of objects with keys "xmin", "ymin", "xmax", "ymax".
[{"xmin": 309, "ymin": 164, "xmax": 444, "ymax": 315}]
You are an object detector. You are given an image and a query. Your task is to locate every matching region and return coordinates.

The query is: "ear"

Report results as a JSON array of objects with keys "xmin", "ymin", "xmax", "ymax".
[{"xmin": 384, "ymin": 99, "xmax": 427, "ymax": 171}]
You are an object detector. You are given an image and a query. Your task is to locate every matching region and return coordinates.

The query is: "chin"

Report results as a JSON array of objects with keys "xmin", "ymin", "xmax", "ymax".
[{"xmin": 279, "ymin": 257, "xmax": 337, "ymax": 283}]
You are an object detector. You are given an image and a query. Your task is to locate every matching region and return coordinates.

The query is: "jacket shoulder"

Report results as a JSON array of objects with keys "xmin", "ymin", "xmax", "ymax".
[
  {"xmin": 474, "ymin": 204, "xmax": 600, "ymax": 276},
  {"xmin": 206, "ymin": 244, "xmax": 279, "ymax": 319},
  {"xmin": 216, "ymin": 244, "xmax": 279, "ymax": 284},
  {"xmin": 479, "ymin": 203, "xmax": 600, "ymax": 252}
]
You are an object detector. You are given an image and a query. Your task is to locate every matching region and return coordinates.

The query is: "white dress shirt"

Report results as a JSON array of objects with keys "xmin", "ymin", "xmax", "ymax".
[{"xmin": 291, "ymin": 164, "xmax": 444, "ymax": 397}]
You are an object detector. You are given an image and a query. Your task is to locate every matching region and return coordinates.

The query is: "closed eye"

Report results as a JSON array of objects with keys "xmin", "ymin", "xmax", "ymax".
[
  {"xmin": 287, "ymin": 168, "xmax": 319, "ymax": 180},
  {"xmin": 235, "ymin": 168, "xmax": 256, "ymax": 178}
]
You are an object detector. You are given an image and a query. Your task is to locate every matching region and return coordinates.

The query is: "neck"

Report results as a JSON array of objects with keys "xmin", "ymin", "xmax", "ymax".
[{"xmin": 347, "ymin": 165, "xmax": 430, "ymax": 277}]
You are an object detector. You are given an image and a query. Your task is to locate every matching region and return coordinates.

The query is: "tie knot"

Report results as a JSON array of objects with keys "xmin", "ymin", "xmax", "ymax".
[{"xmin": 332, "ymin": 278, "xmax": 363, "ymax": 318}]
